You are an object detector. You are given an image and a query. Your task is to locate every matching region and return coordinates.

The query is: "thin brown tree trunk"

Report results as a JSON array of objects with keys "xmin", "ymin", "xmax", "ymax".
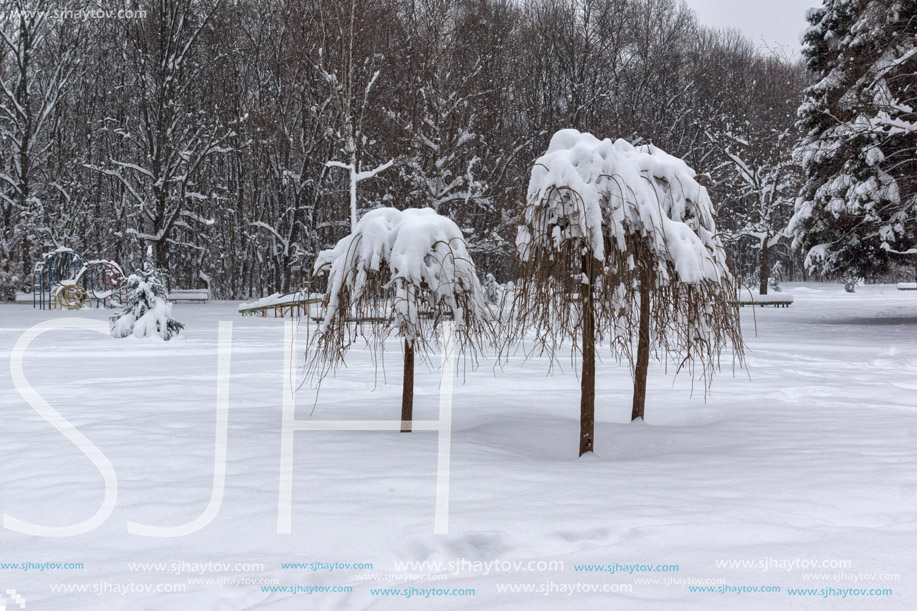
[
  {"xmin": 631, "ymin": 267, "xmax": 651, "ymax": 422},
  {"xmin": 579, "ymin": 260, "xmax": 595, "ymax": 456},
  {"xmin": 401, "ymin": 338, "xmax": 415, "ymax": 433},
  {"xmin": 758, "ymin": 239, "xmax": 770, "ymax": 295}
]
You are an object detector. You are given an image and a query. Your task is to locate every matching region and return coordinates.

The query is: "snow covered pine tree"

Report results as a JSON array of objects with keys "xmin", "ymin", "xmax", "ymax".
[
  {"xmin": 110, "ymin": 264, "xmax": 184, "ymax": 341},
  {"xmin": 511, "ymin": 130, "xmax": 743, "ymax": 455},
  {"xmin": 309, "ymin": 207, "xmax": 492, "ymax": 432},
  {"xmin": 790, "ymin": 0, "xmax": 917, "ymax": 282}
]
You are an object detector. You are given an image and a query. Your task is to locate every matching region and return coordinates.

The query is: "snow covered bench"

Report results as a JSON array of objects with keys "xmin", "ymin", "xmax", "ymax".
[
  {"xmin": 736, "ymin": 292, "xmax": 794, "ymax": 308},
  {"xmin": 239, "ymin": 291, "xmax": 323, "ymax": 318},
  {"xmin": 167, "ymin": 289, "xmax": 210, "ymax": 303},
  {"xmin": 897, "ymin": 282, "xmax": 917, "ymax": 291}
]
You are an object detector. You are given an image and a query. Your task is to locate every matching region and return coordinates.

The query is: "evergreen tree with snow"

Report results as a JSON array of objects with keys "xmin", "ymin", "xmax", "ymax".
[
  {"xmin": 789, "ymin": 0, "xmax": 917, "ymax": 280},
  {"xmin": 110, "ymin": 264, "xmax": 184, "ymax": 341}
]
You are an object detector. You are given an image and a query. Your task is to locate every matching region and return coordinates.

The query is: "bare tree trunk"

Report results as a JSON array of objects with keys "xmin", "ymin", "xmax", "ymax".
[
  {"xmin": 631, "ymin": 267, "xmax": 651, "ymax": 422},
  {"xmin": 579, "ymin": 262, "xmax": 595, "ymax": 456},
  {"xmin": 401, "ymin": 338, "xmax": 415, "ymax": 433},
  {"xmin": 758, "ymin": 239, "xmax": 770, "ymax": 295}
]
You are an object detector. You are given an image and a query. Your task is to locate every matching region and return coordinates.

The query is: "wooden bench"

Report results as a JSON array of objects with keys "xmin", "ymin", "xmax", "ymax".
[
  {"xmin": 897, "ymin": 282, "xmax": 917, "ymax": 291},
  {"xmin": 168, "ymin": 289, "xmax": 210, "ymax": 303},
  {"xmin": 736, "ymin": 293, "xmax": 794, "ymax": 308}
]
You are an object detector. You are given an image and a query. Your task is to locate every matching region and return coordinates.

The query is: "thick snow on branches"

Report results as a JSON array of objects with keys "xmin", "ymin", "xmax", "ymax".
[
  {"xmin": 516, "ymin": 129, "xmax": 727, "ymax": 283},
  {"xmin": 110, "ymin": 267, "xmax": 183, "ymax": 341},
  {"xmin": 313, "ymin": 207, "xmax": 489, "ymax": 338},
  {"xmin": 789, "ymin": 0, "xmax": 917, "ymax": 277},
  {"xmin": 510, "ymin": 129, "xmax": 741, "ymax": 451}
]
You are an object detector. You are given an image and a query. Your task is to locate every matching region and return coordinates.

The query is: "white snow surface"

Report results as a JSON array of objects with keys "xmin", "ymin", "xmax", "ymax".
[
  {"xmin": 517, "ymin": 129, "xmax": 726, "ymax": 284},
  {"xmin": 1, "ymin": 282, "xmax": 916, "ymax": 610}
]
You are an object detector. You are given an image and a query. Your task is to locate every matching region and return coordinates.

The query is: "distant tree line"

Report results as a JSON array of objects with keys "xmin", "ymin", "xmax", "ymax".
[{"xmin": 1, "ymin": 0, "xmax": 818, "ymax": 299}]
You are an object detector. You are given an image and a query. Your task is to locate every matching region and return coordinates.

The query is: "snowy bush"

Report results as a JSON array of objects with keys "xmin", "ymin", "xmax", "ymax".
[
  {"xmin": 110, "ymin": 264, "xmax": 183, "ymax": 340},
  {"xmin": 844, "ymin": 275, "xmax": 863, "ymax": 294},
  {"xmin": 769, "ymin": 261, "xmax": 784, "ymax": 293},
  {"xmin": 482, "ymin": 273, "xmax": 502, "ymax": 305}
]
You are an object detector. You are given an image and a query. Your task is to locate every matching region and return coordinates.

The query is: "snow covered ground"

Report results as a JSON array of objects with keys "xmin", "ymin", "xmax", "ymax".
[{"xmin": 0, "ymin": 282, "xmax": 915, "ymax": 610}]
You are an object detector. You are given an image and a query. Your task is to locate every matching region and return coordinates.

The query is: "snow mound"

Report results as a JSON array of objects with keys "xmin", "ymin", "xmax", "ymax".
[{"xmin": 518, "ymin": 129, "xmax": 725, "ymax": 283}]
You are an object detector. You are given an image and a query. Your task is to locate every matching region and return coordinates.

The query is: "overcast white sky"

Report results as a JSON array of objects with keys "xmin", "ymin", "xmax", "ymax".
[{"xmin": 685, "ymin": 0, "xmax": 817, "ymax": 56}]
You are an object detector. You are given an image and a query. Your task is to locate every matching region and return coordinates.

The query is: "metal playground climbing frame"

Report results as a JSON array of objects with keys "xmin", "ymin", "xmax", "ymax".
[{"xmin": 32, "ymin": 248, "xmax": 127, "ymax": 310}]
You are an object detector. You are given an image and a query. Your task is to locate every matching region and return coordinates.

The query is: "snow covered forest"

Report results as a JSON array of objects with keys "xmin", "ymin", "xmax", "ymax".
[{"xmin": 3, "ymin": 0, "xmax": 910, "ymax": 299}]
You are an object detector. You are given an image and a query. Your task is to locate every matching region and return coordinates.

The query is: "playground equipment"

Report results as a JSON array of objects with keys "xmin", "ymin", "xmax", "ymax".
[
  {"xmin": 238, "ymin": 289, "xmax": 323, "ymax": 318},
  {"xmin": 32, "ymin": 248, "xmax": 126, "ymax": 310}
]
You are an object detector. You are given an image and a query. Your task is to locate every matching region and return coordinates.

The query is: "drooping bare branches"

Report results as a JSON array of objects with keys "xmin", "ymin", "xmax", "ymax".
[
  {"xmin": 307, "ymin": 207, "xmax": 493, "ymax": 404},
  {"xmin": 508, "ymin": 129, "xmax": 744, "ymax": 451}
]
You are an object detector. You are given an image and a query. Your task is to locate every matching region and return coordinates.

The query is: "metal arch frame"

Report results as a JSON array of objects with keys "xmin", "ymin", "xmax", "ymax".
[
  {"xmin": 32, "ymin": 250, "xmax": 126, "ymax": 310},
  {"xmin": 77, "ymin": 260, "xmax": 127, "ymax": 308},
  {"xmin": 33, "ymin": 249, "xmax": 87, "ymax": 310}
]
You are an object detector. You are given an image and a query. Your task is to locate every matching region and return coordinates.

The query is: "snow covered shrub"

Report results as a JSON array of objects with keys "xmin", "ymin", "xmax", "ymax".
[
  {"xmin": 310, "ymin": 207, "xmax": 493, "ymax": 431},
  {"xmin": 110, "ymin": 264, "xmax": 183, "ymax": 340},
  {"xmin": 844, "ymin": 275, "xmax": 861, "ymax": 294},
  {"xmin": 769, "ymin": 261, "xmax": 783, "ymax": 293},
  {"xmin": 483, "ymin": 273, "xmax": 502, "ymax": 305},
  {"xmin": 510, "ymin": 129, "xmax": 743, "ymax": 454}
]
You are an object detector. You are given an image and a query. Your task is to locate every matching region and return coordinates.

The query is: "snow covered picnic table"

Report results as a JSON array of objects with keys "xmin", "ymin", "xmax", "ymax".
[
  {"xmin": 735, "ymin": 291, "xmax": 794, "ymax": 307},
  {"xmin": 897, "ymin": 282, "xmax": 917, "ymax": 290},
  {"xmin": 238, "ymin": 290, "xmax": 323, "ymax": 317}
]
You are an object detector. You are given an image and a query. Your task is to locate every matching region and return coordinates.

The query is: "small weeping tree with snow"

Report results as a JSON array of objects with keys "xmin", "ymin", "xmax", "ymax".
[
  {"xmin": 309, "ymin": 207, "xmax": 492, "ymax": 431},
  {"xmin": 510, "ymin": 130, "xmax": 743, "ymax": 456},
  {"xmin": 110, "ymin": 263, "xmax": 184, "ymax": 341}
]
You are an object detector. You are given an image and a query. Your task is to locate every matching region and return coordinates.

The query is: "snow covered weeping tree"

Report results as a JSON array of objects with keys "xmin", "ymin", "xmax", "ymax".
[
  {"xmin": 511, "ymin": 130, "xmax": 743, "ymax": 455},
  {"xmin": 309, "ymin": 208, "xmax": 491, "ymax": 432}
]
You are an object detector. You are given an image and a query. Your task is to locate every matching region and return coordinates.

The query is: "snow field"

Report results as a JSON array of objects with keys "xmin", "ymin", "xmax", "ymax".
[{"xmin": 0, "ymin": 282, "xmax": 915, "ymax": 609}]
